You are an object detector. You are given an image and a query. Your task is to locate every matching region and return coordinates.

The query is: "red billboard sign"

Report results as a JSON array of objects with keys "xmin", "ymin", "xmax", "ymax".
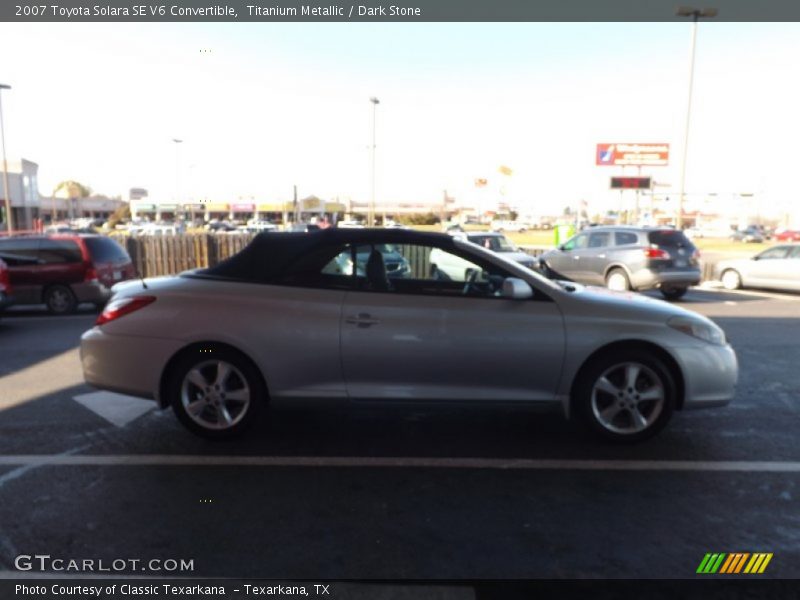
[{"xmin": 596, "ymin": 143, "xmax": 669, "ymax": 166}]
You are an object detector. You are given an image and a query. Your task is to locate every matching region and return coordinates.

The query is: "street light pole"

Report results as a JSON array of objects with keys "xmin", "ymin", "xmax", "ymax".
[
  {"xmin": 676, "ymin": 6, "xmax": 717, "ymax": 230},
  {"xmin": 0, "ymin": 84, "xmax": 13, "ymax": 233},
  {"xmin": 172, "ymin": 138, "xmax": 183, "ymax": 223},
  {"xmin": 369, "ymin": 96, "xmax": 379, "ymax": 227}
]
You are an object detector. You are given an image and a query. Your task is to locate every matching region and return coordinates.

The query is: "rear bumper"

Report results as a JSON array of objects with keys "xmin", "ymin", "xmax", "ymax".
[
  {"xmin": 72, "ymin": 281, "xmax": 114, "ymax": 304},
  {"xmin": 631, "ymin": 268, "xmax": 702, "ymax": 291},
  {"xmin": 80, "ymin": 327, "xmax": 183, "ymax": 402},
  {"xmin": 673, "ymin": 343, "xmax": 738, "ymax": 409}
]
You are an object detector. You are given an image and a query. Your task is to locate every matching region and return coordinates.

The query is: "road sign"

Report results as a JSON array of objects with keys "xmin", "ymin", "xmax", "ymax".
[
  {"xmin": 610, "ymin": 176, "xmax": 652, "ymax": 190},
  {"xmin": 596, "ymin": 143, "xmax": 669, "ymax": 166}
]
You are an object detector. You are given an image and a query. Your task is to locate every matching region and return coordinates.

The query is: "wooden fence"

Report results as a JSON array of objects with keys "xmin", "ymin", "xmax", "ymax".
[{"xmin": 112, "ymin": 233, "xmax": 255, "ymax": 278}]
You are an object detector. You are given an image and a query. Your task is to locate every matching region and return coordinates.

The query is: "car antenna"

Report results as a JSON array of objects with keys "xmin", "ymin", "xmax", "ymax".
[{"xmin": 136, "ymin": 267, "xmax": 148, "ymax": 289}]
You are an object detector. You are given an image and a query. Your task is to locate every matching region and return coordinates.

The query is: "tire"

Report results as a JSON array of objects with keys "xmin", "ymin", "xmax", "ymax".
[
  {"xmin": 574, "ymin": 350, "xmax": 676, "ymax": 443},
  {"xmin": 660, "ymin": 286, "xmax": 688, "ymax": 301},
  {"xmin": 721, "ymin": 269, "xmax": 742, "ymax": 290},
  {"xmin": 605, "ymin": 268, "xmax": 630, "ymax": 292},
  {"xmin": 44, "ymin": 285, "xmax": 77, "ymax": 314},
  {"xmin": 166, "ymin": 347, "xmax": 264, "ymax": 439}
]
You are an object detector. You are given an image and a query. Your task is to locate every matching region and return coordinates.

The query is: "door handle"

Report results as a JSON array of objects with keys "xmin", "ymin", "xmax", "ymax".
[
  {"xmin": 345, "ymin": 313, "xmax": 380, "ymax": 328},
  {"xmin": 597, "ymin": 254, "xmax": 606, "ymax": 258}
]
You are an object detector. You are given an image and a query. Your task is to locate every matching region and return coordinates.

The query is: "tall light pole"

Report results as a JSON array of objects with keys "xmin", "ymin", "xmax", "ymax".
[
  {"xmin": 369, "ymin": 96, "xmax": 379, "ymax": 227},
  {"xmin": 172, "ymin": 138, "xmax": 183, "ymax": 223},
  {"xmin": 0, "ymin": 84, "xmax": 13, "ymax": 233},
  {"xmin": 676, "ymin": 6, "xmax": 717, "ymax": 229}
]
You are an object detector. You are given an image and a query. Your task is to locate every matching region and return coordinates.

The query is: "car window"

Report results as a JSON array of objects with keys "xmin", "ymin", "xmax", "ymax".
[
  {"xmin": 648, "ymin": 229, "xmax": 694, "ymax": 249},
  {"xmin": 353, "ymin": 243, "xmax": 512, "ymax": 299},
  {"xmin": 562, "ymin": 234, "xmax": 588, "ymax": 251},
  {"xmin": 588, "ymin": 232, "xmax": 611, "ymax": 248},
  {"xmin": 273, "ymin": 244, "xmax": 353, "ymax": 290},
  {"xmin": 38, "ymin": 239, "xmax": 83, "ymax": 264},
  {"xmin": 83, "ymin": 237, "xmax": 130, "ymax": 263},
  {"xmin": 791, "ymin": 246, "xmax": 800, "ymax": 259},
  {"xmin": 614, "ymin": 231, "xmax": 639, "ymax": 246},
  {"xmin": 757, "ymin": 246, "xmax": 790, "ymax": 260},
  {"xmin": 468, "ymin": 235, "xmax": 514, "ymax": 252},
  {"xmin": 0, "ymin": 238, "xmax": 41, "ymax": 266}
]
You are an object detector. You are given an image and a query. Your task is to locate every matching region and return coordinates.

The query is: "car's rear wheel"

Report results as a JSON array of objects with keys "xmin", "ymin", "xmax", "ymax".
[
  {"xmin": 605, "ymin": 268, "xmax": 630, "ymax": 291},
  {"xmin": 574, "ymin": 350, "xmax": 676, "ymax": 443},
  {"xmin": 660, "ymin": 286, "xmax": 688, "ymax": 301},
  {"xmin": 167, "ymin": 348, "xmax": 263, "ymax": 439},
  {"xmin": 44, "ymin": 285, "xmax": 77, "ymax": 314},
  {"xmin": 721, "ymin": 269, "xmax": 742, "ymax": 290}
]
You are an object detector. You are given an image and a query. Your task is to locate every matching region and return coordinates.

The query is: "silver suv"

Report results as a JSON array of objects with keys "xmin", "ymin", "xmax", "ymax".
[{"xmin": 539, "ymin": 226, "xmax": 701, "ymax": 300}]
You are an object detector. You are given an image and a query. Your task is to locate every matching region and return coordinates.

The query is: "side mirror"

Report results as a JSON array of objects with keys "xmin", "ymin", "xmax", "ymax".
[
  {"xmin": 559, "ymin": 244, "xmax": 569, "ymax": 252},
  {"xmin": 502, "ymin": 277, "xmax": 533, "ymax": 300}
]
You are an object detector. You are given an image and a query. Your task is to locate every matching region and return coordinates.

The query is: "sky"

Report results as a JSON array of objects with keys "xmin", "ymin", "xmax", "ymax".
[{"xmin": 0, "ymin": 21, "xmax": 799, "ymax": 218}]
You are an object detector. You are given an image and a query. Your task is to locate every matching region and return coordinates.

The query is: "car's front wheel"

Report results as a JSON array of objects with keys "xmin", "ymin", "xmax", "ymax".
[
  {"xmin": 167, "ymin": 348, "xmax": 264, "ymax": 439},
  {"xmin": 574, "ymin": 351, "xmax": 676, "ymax": 442}
]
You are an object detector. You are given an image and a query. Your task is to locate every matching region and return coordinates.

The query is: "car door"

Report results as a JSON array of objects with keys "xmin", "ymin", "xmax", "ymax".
[
  {"xmin": 582, "ymin": 230, "xmax": 613, "ymax": 285},
  {"xmin": 546, "ymin": 232, "xmax": 591, "ymax": 281},
  {"xmin": 0, "ymin": 237, "xmax": 42, "ymax": 303},
  {"xmin": 746, "ymin": 246, "xmax": 792, "ymax": 288},
  {"xmin": 339, "ymin": 242, "xmax": 565, "ymax": 402}
]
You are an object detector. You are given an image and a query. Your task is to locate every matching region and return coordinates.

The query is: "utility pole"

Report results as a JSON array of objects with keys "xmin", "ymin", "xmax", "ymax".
[{"xmin": 0, "ymin": 84, "xmax": 13, "ymax": 233}]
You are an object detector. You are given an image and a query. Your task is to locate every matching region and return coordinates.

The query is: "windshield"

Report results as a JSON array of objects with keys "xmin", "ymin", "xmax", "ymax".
[{"xmin": 454, "ymin": 239, "xmax": 562, "ymax": 293}]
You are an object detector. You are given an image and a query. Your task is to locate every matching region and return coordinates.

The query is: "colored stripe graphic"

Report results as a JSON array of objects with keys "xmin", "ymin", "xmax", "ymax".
[
  {"xmin": 697, "ymin": 553, "xmax": 727, "ymax": 573},
  {"xmin": 700, "ymin": 553, "xmax": 773, "ymax": 574}
]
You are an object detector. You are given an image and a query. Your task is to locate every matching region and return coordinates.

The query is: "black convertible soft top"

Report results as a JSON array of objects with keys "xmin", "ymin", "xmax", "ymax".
[{"xmin": 194, "ymin": 228, "xmax": 458, "ymax": 283}]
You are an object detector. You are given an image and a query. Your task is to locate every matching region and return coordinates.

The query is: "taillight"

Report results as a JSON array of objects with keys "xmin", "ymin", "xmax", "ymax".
[
  {"xmin": 96, "ymin": 296, "xmax": 155, "ymax": 326},
  {"xmin": 85, "ymin": 263, "xmax": 99, "ymax": 282},
  {"xmin": 644, "ymin": 246, "xmax": 669, "ymax": 260}
]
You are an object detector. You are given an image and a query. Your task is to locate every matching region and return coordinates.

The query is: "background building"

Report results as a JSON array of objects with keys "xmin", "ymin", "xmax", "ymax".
[{"xmin": 0, "ymin": 158, "xmax": 40, "ymax": 230}]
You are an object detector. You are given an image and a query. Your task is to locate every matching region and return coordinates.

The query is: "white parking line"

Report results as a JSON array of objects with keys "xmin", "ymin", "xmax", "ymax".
[{"xmin": 1, "ymin": 455, "xmax": 800, "ymax": 472}]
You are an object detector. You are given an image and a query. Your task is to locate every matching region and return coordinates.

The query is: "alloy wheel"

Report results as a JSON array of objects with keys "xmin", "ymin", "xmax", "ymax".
[
  {"xmin": 180, "ymin": 360, "xmax": 251, "ymax": 431},
  {"xmin": 590, "ymin": 361, "xmax": 665, "ymax": 436}
]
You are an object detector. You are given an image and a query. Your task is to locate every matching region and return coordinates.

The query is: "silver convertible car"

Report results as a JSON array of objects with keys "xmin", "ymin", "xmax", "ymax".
[{"xmin": 80, "ymin": 229, "xmax": 737, "ymax": 442}]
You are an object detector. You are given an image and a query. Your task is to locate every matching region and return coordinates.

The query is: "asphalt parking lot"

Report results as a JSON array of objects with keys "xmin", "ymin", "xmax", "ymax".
[{"xmin": 0, "ymin": 287, "xmax": 799, "ymax": 580}]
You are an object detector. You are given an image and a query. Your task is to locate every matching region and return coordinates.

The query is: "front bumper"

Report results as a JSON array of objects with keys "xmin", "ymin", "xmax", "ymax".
[
  {"xmin": 672, "ymin": 343, "xmax": 738, "ymax": 408},
  {"xmin": 80, "ymin": 327, "xmax": 183, "ymax": 403}
]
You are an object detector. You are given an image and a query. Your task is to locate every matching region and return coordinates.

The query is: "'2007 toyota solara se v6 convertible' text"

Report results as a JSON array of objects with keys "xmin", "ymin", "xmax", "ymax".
[{"xmin": 80, "ymin": 229, "xmax": 737, "ymax": 442}]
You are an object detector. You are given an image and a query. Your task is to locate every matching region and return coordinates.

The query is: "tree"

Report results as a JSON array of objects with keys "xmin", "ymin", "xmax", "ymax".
[
  {"xmin": 106, "ymin": 203, "xmax": 131, "ymax": 230},
  {"xmin": 51, "ymin": 180, "xmax": 92, "ymax": 220}
]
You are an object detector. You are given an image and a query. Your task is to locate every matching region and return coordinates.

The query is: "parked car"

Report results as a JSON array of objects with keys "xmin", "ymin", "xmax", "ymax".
[
  {"xmin": 0, "ymin": 257, "xmax": 12, "ymax": 312},
  {"xmin": 715, "ymin": 244, "xmax": 800, "ymax": 292},
  {"xmin": 729, "ymin": 226, "xmax": 764, "ymax": 243},
  {"xmin": 449, "ymin": 231, "xmax": 537, "ymax": 270},
  {"xmin": 242, "ymin": 219, "xmax": 277, "ymax": 233},
  {"xmin": 81, "ymin": 229, "xmax": 737, "ymax": 443},
  {"xmin": 0, "ymin": 234, "xmax": 136, "ymax": 314},
  {"xmin": 337, "ymin": 220, "xmax": 365, "ymax": 229},
  {"xmin": 490, "ymin": 219, "xmax": 528, "ymax": 232},
  {"xmin": 538, "ymin": 226, "xmax": 701, "ymax": 301},
  {"xmin": 774, "ymin": 229, "xmax": 800, "ymax": 242}
]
